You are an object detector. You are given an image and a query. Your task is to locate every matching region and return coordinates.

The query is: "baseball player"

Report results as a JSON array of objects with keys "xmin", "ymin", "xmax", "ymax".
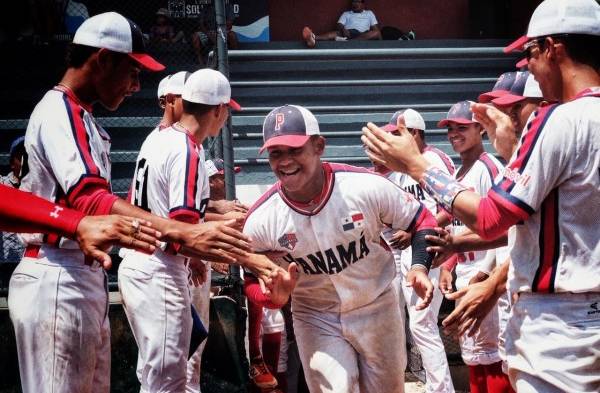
[
  {"xmin": 119, "ymin": 68, "xmax": 247, "ymax": 392},
  {"xmin": 244, "ymin": 104, "xmax": 437, "ymax": 393},
  {"xmin": 361, "ymin": 0, "xmax": 600, "ymax": 390},
  {"xmin": 373, "ymin": 109, "xmax": 456, "ymax": 393},
  {"xmin": 0, "ymin": 184, "xmax": 159, "ymax": 264},
  {"xmin": 434, "ymin": 101, "xmax": 512, "ymax": 392},
  {"xmin": 8, "ymin": 12, "xmax": 274, "ymax": 393}
]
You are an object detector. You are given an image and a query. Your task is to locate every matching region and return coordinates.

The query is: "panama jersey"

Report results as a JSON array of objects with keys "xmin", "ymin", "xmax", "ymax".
[
  {"xmin": 384, "ymin": 147, "xmax": 456, "ymax": 273},
  {"xmin": 489, "ymin": 88, "xmax": 600, "ymax": 294},
  {"xmin": 452, "ymin": 153, "xmax": 504, "ymax": 289},
  {"xmin": 20, "ymin": 87, "xmax": 112, "ymax": 257},
  {"xmin": 244, "ymin": 163, "xmax": 426, "ymax": 313},
  {"xmin": 130, "ymin": 124, "xmax": 210, "ymax": 234}
]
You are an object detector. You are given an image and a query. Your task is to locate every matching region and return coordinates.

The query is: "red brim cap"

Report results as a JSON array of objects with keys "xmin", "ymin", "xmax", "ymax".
[
  {"xmin": 259, "ymin": 134, "xmax": 311, "ymax": 154},
  {"xmin": 504, "ymin": 35, "xmax": 529, "ymax": 53},
  {"xmin": 516, "ymin": 58, "xmax": 529, "ymax": 68},
  {"xmin": 228, "ymin": 98, "xmax": 242, "ymax": 111},
  {"xmin": 438, "ymin": 118, "xmax": 475, "ymax": 127},
  {"xmin": 381, "ymin": 123, "xmax": 398, "ymax": 132},
  {"xmin": 492, "ymin": 93, "xmax": 526, "ymax": 107},
  {"xmin": 129, "ymin": 53, "xmax": 165, "ymax": 72},
  {"xmin": 478, "ymin": 90, "xmax": 510, "ymax": 103}
]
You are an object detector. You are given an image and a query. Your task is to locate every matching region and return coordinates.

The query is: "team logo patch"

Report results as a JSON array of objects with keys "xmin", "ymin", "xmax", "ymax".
[
  {"xmin": 342, "ymin": 213, "xmax": 364, "ymax": 231},
  {"xmin": 278, "ymin": 233, "xmax": 298, "ymax": 250}
]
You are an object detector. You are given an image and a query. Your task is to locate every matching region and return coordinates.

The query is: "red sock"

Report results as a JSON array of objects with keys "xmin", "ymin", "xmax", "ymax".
[
  {"xmin": 469, "ymin": 364, "xmax": 487, "ymax": 393},
  {"xmin": 485, "ymin": 361, "xmax": 515, "ymax": 393},
  {"xmin": 262, "ymin": 332, "xmax": 282, "ymax": 376},
  {"xmin": 248, "ymin": 301, "xmax": 263, "ymax": 360}
]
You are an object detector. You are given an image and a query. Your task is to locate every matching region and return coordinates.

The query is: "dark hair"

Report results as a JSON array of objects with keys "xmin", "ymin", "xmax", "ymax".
[
  {"xmin": 553, "ymin": 34, "xmax": 600, "ymax": 70},
  {"xmin": 65, "ymin": 43, "xmax": 130, "ymax": 69},
  {"xmin": 182, "ymin": 100, "xmax": 219, "ymax": 116}
]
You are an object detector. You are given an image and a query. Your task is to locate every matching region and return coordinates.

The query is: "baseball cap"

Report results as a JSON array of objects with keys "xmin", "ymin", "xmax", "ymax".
[
  {"xmin": 205, "ymin": 158, "xmax": 241, "ymax": 177},
  {"xmin": 504, "ymin": 0, "xmax": 600, "ymax": 53},
  {"xmin": 73, "ymin": 12, "xmax": 165, "ymax": 72},
  {"xmin": 478, "ymin": 72, "xmax": 518, "ymax": 103},
  {"xmin": 165, "ymin": 71, "xmax": 190, "ymax": 96},
  {"xmin": 381, "ymin": 108, "xmax": 426, "ymax": 132},
  {"xmin": 492, "ymin": 72, "xmax": 543, "ymax": 106},
  {"xmin": 182, "ymin": 69, "xmax": 241, "ymax": 111},
  {"xmin": 437, "ymin": 101, "xmax": 477, "ymax": 127},
  {"xmin": 157, "ymin": 75, "xmax": 171, "ymax": 99},
  {"xmin": 9, "ymin": 136, "xmax": 25, "ymax": 159},
  {"xmin": 260, "ymin": 105, "xmax": 320, "ymax": 153}
]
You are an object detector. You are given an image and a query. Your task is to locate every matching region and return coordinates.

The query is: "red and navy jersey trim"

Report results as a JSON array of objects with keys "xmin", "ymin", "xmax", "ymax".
[
  {"xmin": 169, "ymin": 206, "xmax": 201, "ymax": 223},
  {"xmin": 66, "ymin": 174, "xmax": 111, "ymax": 205},
  {"xmin": 278, "ymin": 162, "xmax": 336, "ymax": 216},
  {"xmin": 244, "ymin": 183, "xmax": 281, "ymax": 226},
  {"xmin": 405, "ymin": 203, "xmax": 424, "ymax": 232},
  {"xmin": 62, "ymin": 93, "xmax": 100, "ymax": 176},
  {"xmin": 183, "ymin": 136, "xmax": 200, "ymax": 210},
  {"xmin": 532, "ymin": 189, "xmax": 559, "ymax": 293},
  {"xmin": 425, "ymin": 146, "xmax": 455, "ymax": 175},
  {"xmin": 489, "ymin": 185, "xmax": 535, "ymax": 217},
  {"xmin": 498, "ymin": 104, "xmax": 558, "ymax": 193}
]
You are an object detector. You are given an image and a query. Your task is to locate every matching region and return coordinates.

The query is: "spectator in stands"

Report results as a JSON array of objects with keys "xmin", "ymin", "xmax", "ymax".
[
  {"xmin": 191, "ymin": 1, "xmax": 238, "ymax": 66},
  {"xmin": 302, "ymin": 0, "xmax": 381, "ymax": 48},
  {"xmin": 150, "ymin": 8, "xmax": 184, "ymax": 44}
]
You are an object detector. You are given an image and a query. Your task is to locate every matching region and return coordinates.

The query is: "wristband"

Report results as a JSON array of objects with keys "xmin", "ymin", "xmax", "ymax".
[{"xmin": 419, "ymin": 166, "xmax": 467, "ymax": 212}]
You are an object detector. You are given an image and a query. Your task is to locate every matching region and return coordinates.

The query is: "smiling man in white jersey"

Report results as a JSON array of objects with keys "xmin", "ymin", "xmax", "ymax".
[
  {"xmin": 362, "ymin": 0, "xmax": 600, "ymax": 391},
  {"xmin": 243, "ymin": 104, "xmax": 438, "ymax": 393},
  {"xmin": 372, "ymin": 108, "xmax": 456, "ymax": 393}
]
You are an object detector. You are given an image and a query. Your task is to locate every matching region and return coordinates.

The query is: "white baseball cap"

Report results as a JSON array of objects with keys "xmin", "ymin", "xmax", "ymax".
[
  {"xmin": 157, "ymin": 75, "xmax": 171, "ymax": 99},
  {"xmin": 73, "ymin": 12, "xmax": 164, "ymax": 71},
  {"xmin": 182, "ymin": 69, "xmax": 241, "ymax": 111},
  {"xmin": 382, "ymin": 108, "xmax": 426, "ymax": 132},
  {"xmin": 165, "ymin": 71, "xmax": 190, "ymax": 96},
  {"xmin": 505, "ymin": 0, "xmax": 600, "ymax": 53}
]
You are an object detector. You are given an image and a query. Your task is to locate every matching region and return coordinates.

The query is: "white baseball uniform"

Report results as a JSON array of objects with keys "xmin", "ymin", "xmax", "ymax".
[
  {"xmin": 244, "ymin": 162, "xmax": 433, "ymax": 393},
  {"xmin": 9, "ymin": 86, "xmax": 114, "ymax": 393},
  {"xmin": 382, "ymin": 146, "xmax": 456, "ymax": 393},
  {"xmin": 488, "ymin": 88, "xmax": 600, "ymax": 392},
  {"xmin": 119, "ymin": 123, "xmax": 210, "ymax": 393},
  {"xmin": 450, "ymin": 152, "xmax": 507, "ymax": 366},
  {"xmin": 186, "ymin": 263, "xmax": 211, "ymax": 393}
]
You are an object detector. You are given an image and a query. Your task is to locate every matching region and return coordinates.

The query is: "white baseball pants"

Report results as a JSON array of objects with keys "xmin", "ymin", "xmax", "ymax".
[{"xmin": 186, "ymin": 263, "xmax": 211, "ymax": 393}]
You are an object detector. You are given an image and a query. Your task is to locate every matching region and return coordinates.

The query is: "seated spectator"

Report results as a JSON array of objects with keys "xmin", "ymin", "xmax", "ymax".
[
  {"xmin": 302, "ymin": 0, "xmax": 381, "ymax": 48},
  {"xmin": 191, "ymin": 1, "xmax": 238, "ymax": 66},
  {"xmin": 1, "ymin": 136, "xmax": 26, "ymax": 188},
  {"xmin": 150, "ymin": 8, "xmax": 184, "ymax": 44}
]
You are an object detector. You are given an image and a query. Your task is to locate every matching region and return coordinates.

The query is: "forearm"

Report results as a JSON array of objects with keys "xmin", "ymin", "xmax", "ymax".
[
  {"xmin": 110, "ymin": 198, "xmax": 180, "ymax": 243},
  {"xmin": 491, "ymin": 259, "xmax": 510, "ymax": 297},
  {"xmin": 453, "ymin": 231, "xmax": 508, "ymax": 253}
]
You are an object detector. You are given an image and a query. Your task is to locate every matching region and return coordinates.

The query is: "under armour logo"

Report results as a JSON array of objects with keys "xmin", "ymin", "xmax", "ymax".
[
  {"xmin": 50, "ymin": 206, "xmax": 63, "ymax": 219},
  {"xmin": 274, "ymin": 113, "xmax": 285, "ymax": 131}
]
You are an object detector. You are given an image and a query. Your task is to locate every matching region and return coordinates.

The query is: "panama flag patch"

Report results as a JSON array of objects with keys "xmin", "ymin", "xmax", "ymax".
[{"xmin": 342, "ymin": 213, "xmax": 364, "ymax": 231}]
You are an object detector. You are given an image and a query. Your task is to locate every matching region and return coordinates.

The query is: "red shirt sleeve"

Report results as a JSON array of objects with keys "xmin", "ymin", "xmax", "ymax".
[
  {"xmin": 0, "ymin": 185, "xmax": 84, "ymax": 238},
  {"xmin": 476, "ymin": 192, "xmax": 525, "ymax": 240},
  {"xmin": 244, "ymin": 275, "xmax": 284, "ymax": 309}
]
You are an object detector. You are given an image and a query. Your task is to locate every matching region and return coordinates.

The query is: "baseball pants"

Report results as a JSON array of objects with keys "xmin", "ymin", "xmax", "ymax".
[
  {"xmin": 186, "ymin": 263, "xmax": 211, "ymax": 393},
  {"xmin": 293, "ymin": 286, "xmax": 406, "ymax": 393},
  {"xmin": 506, "ymin": 292, "xmax": 600, "ymax": 393},
  {"xmin": 397, "ymin": 265, "xmax": 455, "ymax": 393},
  {"xmin": 9, "ymin": 255, "xmax": 110, "ymax": 393},
  {"xmin": 119, "ymin": 251, "xmax": 192, "ymax": 393}
]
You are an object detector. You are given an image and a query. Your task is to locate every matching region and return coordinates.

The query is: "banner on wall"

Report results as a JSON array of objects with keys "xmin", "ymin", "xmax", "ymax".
[{"xmin": 167, "ymin": 0, "xmax": 269, "ymax": 42}]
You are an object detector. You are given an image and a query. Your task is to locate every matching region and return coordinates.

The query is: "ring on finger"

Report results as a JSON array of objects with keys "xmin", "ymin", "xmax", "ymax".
[{"xmin": 131, "ymin": 219, "xmax": 141, "ymax": 235}]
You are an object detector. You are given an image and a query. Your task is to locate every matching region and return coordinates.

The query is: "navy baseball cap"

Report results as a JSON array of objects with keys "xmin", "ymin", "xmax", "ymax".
[
  {"xmin": 438, "ymin": 101, "xmax": 477, "ymax": 127},
  {"xmin": 260, "ymin": 105, "xmax": 320, "ymax": 153},
  {"xmin": 205, "ymin": 158, "xmax": 241, "ymax": 177},
  {"xmin": 9, "ymin": 136, "xmax": 25, "ymax": 159},
  {"xmin": 492, "ymin": 72, "xmax": 543, "ymax": 106},
  {"xmin": 478, "ymin": 72, "xmax": 518, "ymax": 103},
  {"xmin": 381, "ymin": 108, "xmax": 426, "ymax": 132}
]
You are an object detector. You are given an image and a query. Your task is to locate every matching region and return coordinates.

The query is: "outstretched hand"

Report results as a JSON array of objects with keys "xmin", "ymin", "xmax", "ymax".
[
  {"xmin": 263, "ymin": 263, "xmax": 299, "ymax": 306},
  {"xmin": 442, "ymin": 278, "xmax": 499, "ymax": 337},
  {"xmin": 470, "ymin": 103, "xmax": 518, "ymax": 162},
  {"xmin": 361, "ymin": 119, "xmax": 429, "ymax": 179},
  {"xmin": 389, "ymin": 229, "xmax": 412, "ymax": 250},
  {"xmin": 425, "ymin": 227, "xmax": 456, "ymax": 268},
  {"xmin": 406, "ymin": 268, "xmax": 434, "ymax": 310},
  {"xmin": 76, "ymin": 215, "xmax": 161, "ymax": 270}
]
